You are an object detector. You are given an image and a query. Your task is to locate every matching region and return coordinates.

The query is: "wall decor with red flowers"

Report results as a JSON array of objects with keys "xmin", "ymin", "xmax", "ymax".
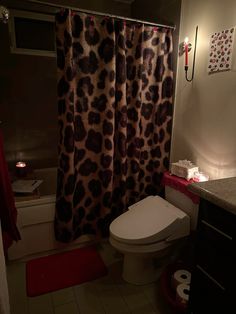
[{"xmin": 208, "ymin": 27, "xmax": 235, "ymax": 73}]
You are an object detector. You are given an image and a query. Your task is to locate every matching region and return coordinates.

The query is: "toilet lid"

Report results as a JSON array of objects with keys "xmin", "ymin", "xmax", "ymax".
[{"xmin": 109, "ymin": 195, "xmax": 188, "ymax": 245}]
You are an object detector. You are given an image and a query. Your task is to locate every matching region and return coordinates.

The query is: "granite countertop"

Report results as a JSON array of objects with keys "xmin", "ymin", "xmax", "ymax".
[{"xmin": 187, "ymin": 177, "xmax": 236, "ymax": 215}]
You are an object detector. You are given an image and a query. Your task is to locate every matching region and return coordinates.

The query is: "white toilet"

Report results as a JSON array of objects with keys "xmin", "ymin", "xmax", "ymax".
[{"xmin": 109, "ymin": 186, "xmax": 199, "ymax": 285}]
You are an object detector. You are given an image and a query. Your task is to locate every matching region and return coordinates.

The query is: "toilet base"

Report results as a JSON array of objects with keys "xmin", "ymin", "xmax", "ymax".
[{"xmin": 122, "ymin": 249, "xmax": 170, "ymax": 285}]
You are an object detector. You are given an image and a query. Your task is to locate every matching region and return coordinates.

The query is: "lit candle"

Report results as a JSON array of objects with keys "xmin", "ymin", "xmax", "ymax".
[
  {"xmin": 15, "ymin": 161, "xmax": 27, "ymax": 177},
  {"xmin": 184, "ymin": 37, "xmax": 189, "ymax": 66},
  {"xmin": 194, "ymin": 172, "xmax": 209, "ymax": 182},
  {"xmin": 16, "ymin": 161, "xmax": 26, "ymax": 168}
]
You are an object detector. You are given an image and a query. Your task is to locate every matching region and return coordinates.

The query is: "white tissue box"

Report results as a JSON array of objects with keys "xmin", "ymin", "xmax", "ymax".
[{"xmin": 170, "ymin": 160, "xmax": 199, "ymax": 181}]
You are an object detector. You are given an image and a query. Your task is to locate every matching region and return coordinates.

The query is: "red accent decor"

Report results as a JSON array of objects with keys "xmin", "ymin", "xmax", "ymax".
[
  {"xmin": 162, "ymin": 171, "xmax": 200, "ymax": 204},
  {"xmin": 185, "ymin": 42, "xmax": 188, "ymax": 66},
  {"xmin": 0, "ymin": 130, "xmax": 21, "ymax": 254},
  {"xmin": 26, "ymin": 246, "xmax": 108, "ymax": 297},
  {"xmin": 160, "ymin": 262, "xmax": 192, "ymax": 314}
]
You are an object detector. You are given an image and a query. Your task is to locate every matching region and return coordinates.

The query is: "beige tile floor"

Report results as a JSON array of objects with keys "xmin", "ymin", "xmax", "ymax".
[{"xmin": 6, "ymin": 242, "xmax": 173, "ymax": 314}]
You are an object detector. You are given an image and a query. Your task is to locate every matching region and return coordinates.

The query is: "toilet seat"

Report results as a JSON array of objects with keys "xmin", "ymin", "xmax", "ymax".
[
  {"xmin": 110, "ymin": 235, "xmax": 173, "ymax": 254},
  {"xmin": 109, "ymin": 196, "xmax": 190, "ymax": 245}
]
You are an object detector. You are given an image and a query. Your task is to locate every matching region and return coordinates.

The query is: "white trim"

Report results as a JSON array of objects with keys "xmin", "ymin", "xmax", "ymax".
[
  {"xmin": 9, "ymin": 9, "xmax": 54, "ymax": 22},
  {"xmin": 8, "ymin": 9, "xmax": 56, "ymax": 57},
  {"xmin": 201, "ymin": 220, "xmax": 232, "ymax": 241},
  {"xmin": 9, "ymin": 47, "xmax": 56, "ymax": 57},
  {"xmin": 196, "ymin": 265, "xmax": 225, "ymax": 291}
]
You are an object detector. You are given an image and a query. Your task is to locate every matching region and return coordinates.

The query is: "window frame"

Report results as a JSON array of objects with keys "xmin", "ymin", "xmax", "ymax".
[{"xmin": 8, "ymin": 9, "xmax": 56, "ymax": 57}]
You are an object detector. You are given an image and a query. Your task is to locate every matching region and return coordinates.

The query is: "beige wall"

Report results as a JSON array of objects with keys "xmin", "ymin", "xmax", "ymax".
[{"xmin": 171, "ymin": 0, "xmax": 236, "ymax": 179}]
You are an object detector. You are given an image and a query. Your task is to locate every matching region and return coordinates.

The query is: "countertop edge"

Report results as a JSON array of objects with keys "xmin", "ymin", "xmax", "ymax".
[{"xmin": 187, "ymin": 183, "xmax": 236, "ymax": 215}]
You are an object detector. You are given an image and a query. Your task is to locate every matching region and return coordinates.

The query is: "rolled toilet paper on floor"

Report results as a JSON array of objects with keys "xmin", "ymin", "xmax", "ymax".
[
  {"xmin": 171, "ymin": 269, "xmax": 191, "ymax": 290},
  {"xmin": 176, "ymin": 283, "xmax": 190, "ymax": 305}
]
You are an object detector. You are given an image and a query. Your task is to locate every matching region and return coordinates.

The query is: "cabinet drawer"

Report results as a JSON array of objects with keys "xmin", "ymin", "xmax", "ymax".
[
  {"xmin": 199, "ymin": 200, "xmax": 236, "ymax": 238},
  {"xmin": 196, "ymin": 219, "xmax": 234, "ymax": 287},
  {"xmin": 189, "ymin": 266, "xmax": 231, "ymax": 314},
  {"xmin": 196, "ymin": 247, "xmax": 233, "ymax": 289},
  {"xmin": 198, "ymin": 218, "xmax": 233, "ymax": 248}
]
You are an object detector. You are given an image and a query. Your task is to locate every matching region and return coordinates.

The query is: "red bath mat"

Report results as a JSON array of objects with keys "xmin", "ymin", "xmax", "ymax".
[{"xmin": 26, "ymin": 246, "xmax": 108, "ymax": 297}]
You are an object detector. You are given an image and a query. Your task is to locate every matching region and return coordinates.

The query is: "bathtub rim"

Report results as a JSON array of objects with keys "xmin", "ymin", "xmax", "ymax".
[{"xmin": 15, "ymin": 195, "xmax": 56, "ymax": 208}]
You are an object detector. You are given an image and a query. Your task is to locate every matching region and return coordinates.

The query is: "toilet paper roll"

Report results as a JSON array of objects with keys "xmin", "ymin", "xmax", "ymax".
[
  {"xmin": 176, "ymin": 283, "xmax": 190, "ymax": 305},
  {"xmin": 171, "ymin": 269, "xmax": 191, "ymax": 291}
]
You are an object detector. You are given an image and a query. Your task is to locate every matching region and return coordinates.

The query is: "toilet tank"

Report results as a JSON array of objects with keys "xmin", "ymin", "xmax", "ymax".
[{"xmin": 165, "ymin": 185, "xmax": 199, "ymax": 231}]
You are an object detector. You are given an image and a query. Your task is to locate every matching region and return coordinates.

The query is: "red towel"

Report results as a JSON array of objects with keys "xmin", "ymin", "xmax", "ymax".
[
  {"xmin": 162, "ymin": 171, "xmax": 200, "ymax": 204},
  {"xmin": 0, "ymin": 130, "xmax": 21, "ymax": 254}
]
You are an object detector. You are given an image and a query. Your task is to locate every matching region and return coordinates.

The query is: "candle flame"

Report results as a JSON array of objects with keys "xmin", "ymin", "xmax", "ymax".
[
  {"xmin": 16, "ymin": 161, "xmax": 26, "ymax": 168},
  {"xmin": 184, "ymin": 37, "xmax": 189, "ymax": 44}
]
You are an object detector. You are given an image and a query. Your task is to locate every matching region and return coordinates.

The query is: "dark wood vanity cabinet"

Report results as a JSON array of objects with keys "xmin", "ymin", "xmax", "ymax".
[{"xmin": 188, "ymin": 199, "xmax": 236, "ymax": 314}]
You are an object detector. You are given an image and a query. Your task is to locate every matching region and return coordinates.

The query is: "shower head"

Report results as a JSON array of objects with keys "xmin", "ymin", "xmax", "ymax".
[{"xmin": 0, "ymin": 6, "xmax": 9, "ymax": 23}]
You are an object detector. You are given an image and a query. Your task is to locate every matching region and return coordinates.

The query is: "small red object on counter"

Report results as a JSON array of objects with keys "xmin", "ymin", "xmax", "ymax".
[{"xmin": 162, "ymin": 171, "xmax": 200, "ymax": 204}]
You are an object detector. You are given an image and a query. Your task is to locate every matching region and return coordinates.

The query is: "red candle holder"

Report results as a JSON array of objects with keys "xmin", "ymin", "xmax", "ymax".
[
  {"xmin": 179, "ymin": 26, "xmax": 198, "ymax": 83},
  {"xmin": 184, "ymin": 37, "xmax": 189, "ymax": 67}
]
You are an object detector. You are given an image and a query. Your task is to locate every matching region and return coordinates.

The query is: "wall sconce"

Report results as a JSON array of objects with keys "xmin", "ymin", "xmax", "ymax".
[{"xmin": 179, "ymin": 26, "xmax": 198, "ymax": 82}]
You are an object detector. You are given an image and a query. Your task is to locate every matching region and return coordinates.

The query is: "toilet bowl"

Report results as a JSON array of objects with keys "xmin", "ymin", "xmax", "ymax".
[{"xmin": 109, "ymin": 195, "xmax": 191, "ymax": 285}]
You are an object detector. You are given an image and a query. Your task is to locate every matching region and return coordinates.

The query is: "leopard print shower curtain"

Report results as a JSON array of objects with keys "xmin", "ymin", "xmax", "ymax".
[{"xmin": 55, "ymin": 9, "xmax": 173, "ymax": 242}]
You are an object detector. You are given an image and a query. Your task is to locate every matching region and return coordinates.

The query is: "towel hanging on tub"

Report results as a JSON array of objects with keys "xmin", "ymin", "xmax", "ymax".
[{"xmin": 0, "ymin": 130, "xmax": 21, "ymax": 255}]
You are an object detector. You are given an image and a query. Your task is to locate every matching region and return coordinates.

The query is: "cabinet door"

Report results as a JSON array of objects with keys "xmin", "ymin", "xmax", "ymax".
[
  {"xmin": 199, "ymin": 200, "xmax": 236, "ymax": 240},
  {"xmin": 188, "ymin": 199, "xmax": 236, "ymax": 314},
  {"xmin": 188, "ymin": 266, "xmax": 231, "ymax": 314},
  {"xmin": 196, "ymin": 219, "xmax": 234, "ymax": 288}
]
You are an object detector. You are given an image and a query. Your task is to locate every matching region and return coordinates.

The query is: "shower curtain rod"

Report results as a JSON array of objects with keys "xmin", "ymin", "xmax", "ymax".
[{"xmin": 25, "ymin": 0, "xmax": 176, "ymax": 30}]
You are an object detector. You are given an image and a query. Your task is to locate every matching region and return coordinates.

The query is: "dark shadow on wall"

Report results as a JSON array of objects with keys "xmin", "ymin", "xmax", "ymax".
[
  {"xmin": 0, "ymin": 22, "xmax": 58, "ymax": 170},
  {"xmin": 0, "ymin": 0, "xmax": 131, "ymax": 171}
]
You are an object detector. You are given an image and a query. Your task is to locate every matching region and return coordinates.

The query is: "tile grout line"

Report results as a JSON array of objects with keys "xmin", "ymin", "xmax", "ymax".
[
  {"xmin": 112, "ymin": 277, "xmax": 131, "ymax": 314},
  {"xmin": 96, "ymin": 242, "xmax": 129, "ymax": 314},
  {"xmin": 118, "ymin": 283, "xmax": 155, "ymax": 314},
  {"xmin": 142, "ymin": 287, "xmax": 157, "ymax": 313},
  {"xmin": 94, "ymin": 281, "xmax": 109, "ymax": 314},
  {"xmin": 72, "ymin": 286, "xmax": 82, "ymax": 314},
  {"xmin": 106, "ymin": 278, "xmax": 132, "ymax": 314},
  {"xmin": 50, "ymin": 292, "xmax": 57, "ymax": 314}
]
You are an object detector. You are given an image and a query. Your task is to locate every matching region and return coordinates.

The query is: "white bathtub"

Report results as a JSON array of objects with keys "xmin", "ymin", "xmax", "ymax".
[{"xmin": 8, "ymin": 167, "xmax": 93, "ymax": 260}]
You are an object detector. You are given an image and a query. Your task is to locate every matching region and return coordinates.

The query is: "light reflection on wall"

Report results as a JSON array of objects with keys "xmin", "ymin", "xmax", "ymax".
[
  {"xmin": 193, "ymin": 145, "xmax": 236, "ymax": 180},
  {"xmin": 171, "ymin": 0, "xmax": 236, "ymax": 181}
]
